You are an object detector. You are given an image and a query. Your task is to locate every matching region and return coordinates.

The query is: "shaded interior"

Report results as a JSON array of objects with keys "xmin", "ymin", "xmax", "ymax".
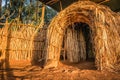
[{"xmin": 60, "ymin": 22, "xmax": 95, "ymax": 69}]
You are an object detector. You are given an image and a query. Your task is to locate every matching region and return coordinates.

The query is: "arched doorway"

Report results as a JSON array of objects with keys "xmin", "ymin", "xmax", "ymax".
[
  {"xmin": 60, "ymin": 22, "xmax": 95, "ymax": 69},
  {"xmin": 60, "ymin": 22, "xmax": 94, "ymax": 62}
]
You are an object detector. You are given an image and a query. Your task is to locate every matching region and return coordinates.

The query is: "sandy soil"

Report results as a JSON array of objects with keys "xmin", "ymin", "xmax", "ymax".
[{"xmin": 0, "ymin": 60, "xmax": 120, "ymax": 80}]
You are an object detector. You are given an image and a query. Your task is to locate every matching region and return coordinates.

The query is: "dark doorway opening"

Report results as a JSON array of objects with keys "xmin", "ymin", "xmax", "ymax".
[{"xmin": 60, "ymin": 22, "xmax": 96, "ymax": 70}]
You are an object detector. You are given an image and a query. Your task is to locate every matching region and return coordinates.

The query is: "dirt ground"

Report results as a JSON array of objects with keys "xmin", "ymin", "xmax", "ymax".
[{"xmin": 0, "ymin": 60, "xmax": 120, "ymax": 80}]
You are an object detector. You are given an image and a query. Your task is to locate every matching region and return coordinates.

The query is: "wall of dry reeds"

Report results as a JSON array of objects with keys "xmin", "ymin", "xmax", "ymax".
[
  {"xmin": 45, "ymin": 1, "xmax": 120, "ymax": 72},
  {"xmin": 0, "ymin": 21, "xmax": 47, "ymax": 66}
]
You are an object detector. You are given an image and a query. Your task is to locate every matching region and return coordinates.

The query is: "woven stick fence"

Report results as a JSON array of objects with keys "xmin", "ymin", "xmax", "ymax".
[
  {"xmin": 45, "ymin": 1, "xmax": 120, "ymax": 72},
  {"xmin": 0, "ymin": 5, "xmax": 46, "ymax": 68},
  {"xmin": 0, "ymin": 21, "xmax": 47, "ymax": 66}
]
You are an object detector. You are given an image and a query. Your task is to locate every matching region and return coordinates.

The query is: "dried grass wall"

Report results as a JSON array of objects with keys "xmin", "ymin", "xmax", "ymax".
[
  {"xmin": 45, "ymin": 1, "xmax": 120, "ymax": 72},
  {"xmin": 0, "ymin": 21, "xmax": 47, "ymax": 66},
  {"xmin": 63, "ymin": 24, "xmax": 86, "ymax": 63}
]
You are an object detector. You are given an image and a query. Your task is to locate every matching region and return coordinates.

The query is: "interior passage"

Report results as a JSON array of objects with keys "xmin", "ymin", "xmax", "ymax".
[{"xmin": 60, "ymin": 22, "xmax": 95, "ymax": 62}]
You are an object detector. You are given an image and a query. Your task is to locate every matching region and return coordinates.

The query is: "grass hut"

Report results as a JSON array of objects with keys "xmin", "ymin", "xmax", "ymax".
[{"xmin": 44, "ymin": 1, "xmax": 120, "ymax": 72}]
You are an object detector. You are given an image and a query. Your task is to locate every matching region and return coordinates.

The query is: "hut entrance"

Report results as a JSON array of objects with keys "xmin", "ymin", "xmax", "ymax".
[{"xmin": 60, "ymin": 22, "xmax": 95, "ymax": 64}]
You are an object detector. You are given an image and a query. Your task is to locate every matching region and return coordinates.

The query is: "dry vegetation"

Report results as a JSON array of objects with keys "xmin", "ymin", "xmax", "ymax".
[
  {"xmin": 0, "ymin": 20, "xmax": 47, "ymax": 68},
  {"xmin": 0, "ymin": 1, "xmax": 120, "ymax": 80},
  {"xmin": 46, "ymin": 1, "xmax": 120, "ymax": 72}
]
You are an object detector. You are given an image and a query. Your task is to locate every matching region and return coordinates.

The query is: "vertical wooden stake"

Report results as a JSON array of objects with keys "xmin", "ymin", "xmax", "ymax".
[
  {"xmin": 30, "ymin": 4, "xmax": 45, "ymax": 64},
  {"xmin": 59, "ymin": 0, "xmax": 63, "ymax": 11}
]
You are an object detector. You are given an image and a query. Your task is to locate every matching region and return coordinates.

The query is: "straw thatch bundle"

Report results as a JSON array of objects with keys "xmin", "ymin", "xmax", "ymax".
[{"xmin": 45, "ymin": 1, "xmax": 120, "ymax": 72}]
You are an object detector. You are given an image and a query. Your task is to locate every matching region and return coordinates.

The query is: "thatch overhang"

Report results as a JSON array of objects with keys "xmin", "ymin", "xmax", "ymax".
[{"xmin": 39, "ymin": 0, "xmax": 120, "ymax": 12}]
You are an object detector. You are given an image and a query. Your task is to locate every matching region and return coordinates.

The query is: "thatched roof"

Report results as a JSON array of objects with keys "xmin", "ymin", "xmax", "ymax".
[
  {"xmin": 39, "ymin": 0, "xmax": 120, "ymax": 12},
  {"xmin": 44, "ymin": 1, "xmax": 120, "ymax": 72}
]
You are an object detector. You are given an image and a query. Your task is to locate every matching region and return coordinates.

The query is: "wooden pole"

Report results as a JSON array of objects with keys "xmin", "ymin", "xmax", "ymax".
[
  {"xmin": 30, "ymin": 4, "xmax": 45, "ymax": 64},
  {"xmin": 59, "ymin": 0, "xmax": 63, "ymax": 11},
  {"xmin": 40, "ymin": 4, "xmax": 45, "ymax": 27}
]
